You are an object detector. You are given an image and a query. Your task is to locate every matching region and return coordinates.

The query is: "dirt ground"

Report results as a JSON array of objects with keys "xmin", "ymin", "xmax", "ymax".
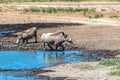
[
  {"xmin": 0, "ymin": 2, "xmax": 120, "ymax": 80},
  {"xmin": 0, "ymin": 12, "xmax": 120, "ymax": 50},
  {"xmin": 35, "ymin": 62, "xmax": 119, "ymax": 80}
]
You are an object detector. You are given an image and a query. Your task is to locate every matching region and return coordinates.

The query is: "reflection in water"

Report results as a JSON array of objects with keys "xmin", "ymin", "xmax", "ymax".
[
  {"xmin": 42, "ymin": 51, "xmax": 65, "ymax": 64},
  {"xmin": 0, "ymin": 50, "xmax": 104, "ymax": 80},
  {"xmin": 42, "ymin": 50, "xmax": 103, "ymax": 64}
]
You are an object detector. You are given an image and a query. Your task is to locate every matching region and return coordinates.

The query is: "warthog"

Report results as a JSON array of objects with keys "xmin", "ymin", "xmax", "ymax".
[
  {"xmin": 41, "ymin": 31, "xmax": 73, "ymax": 50},
  {"xmin": 16, "ymin": 27, "xmax": 37, "ymax": 44}
]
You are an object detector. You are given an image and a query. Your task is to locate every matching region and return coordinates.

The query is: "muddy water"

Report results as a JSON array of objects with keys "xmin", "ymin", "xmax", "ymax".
[
  {"xmin": 0, "ymin": 50, "xmax": 104, "ymax": 80},
  {"xmin": 0, "ymin": 30, "xmax": 15, "ymax": 36}
]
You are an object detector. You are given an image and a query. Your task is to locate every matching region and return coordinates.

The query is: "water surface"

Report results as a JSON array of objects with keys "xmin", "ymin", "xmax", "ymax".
[
  {"xmin": 0, "ymin": 50, "xmax": 104, "ymax": 80},
  {"xmin": 0, "ymin": 30, "xmax": 15, "ymax": 36}
]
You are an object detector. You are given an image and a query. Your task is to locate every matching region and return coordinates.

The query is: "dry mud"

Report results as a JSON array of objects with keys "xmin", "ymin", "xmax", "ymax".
[{"xmin": 0, "ymin": 2, "xmax": 120, "ymax": 80}]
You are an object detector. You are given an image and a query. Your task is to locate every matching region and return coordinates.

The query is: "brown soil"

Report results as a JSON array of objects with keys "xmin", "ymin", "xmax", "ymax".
[
  {"xmin": 0, "ymin": 2, "xmax": 120, "ymax": 80},
  {"xmin": 35, "ymin": 62, "xmax": 119, "ymax": 80},
  {"xmin": 0, "ymin": 11, "xmax": 120, "ymax": 50}
]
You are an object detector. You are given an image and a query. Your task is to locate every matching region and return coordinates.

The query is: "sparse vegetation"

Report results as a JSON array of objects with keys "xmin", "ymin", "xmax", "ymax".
[
  {"xmin": 44, "ymin": 7, "xmax": 57, "ymax": 13},
  {"xmin": 0, "ymin": 0, "xmax": 120, "ymax": 2},
  {"xmin": 114, "ymin": 65, "xmax": 120, "ymax": 69},
  {"xmin": 24, "ymin": 7, "xmax": 41, "ymax": 12},
  {"xmin": 23, "ymin": 7, "xmax": 96, "ymax": 14},
  {"xmin": 94, "ymin": 14, "xmax": 103, "ymax": 18},
  {"xmin": 89, "ymin": 14, "xmax": 103, "ymax": 18},
  {"xmin": 0, "ymin": 7, "xmax": 2, "ymax": 12},
  {"xmin": 109, "ymin": 15, "xmax": 119, "ymax": 18},
  {"xmin": 74, "ymin": 64, "xmax": 95, "ymax": 70},
  {"xmin": 101, "ymin": 9, "xmax": 106, "ymax": 11},
  {"xmin": 99, "ymin": 59, "xmax": 120, "ymax": 66},
  {"xmin": 99, "ymin": 59, "xmax": 120, "ymax": 76},
  {"xmin": 108, "ymin": 70, "xmax": 120, "ymax": 76}
]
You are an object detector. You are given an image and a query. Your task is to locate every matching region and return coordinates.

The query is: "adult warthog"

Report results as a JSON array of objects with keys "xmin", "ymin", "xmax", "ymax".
[
  {"xmin": 16, "ymin": 27, "xmax": 37, "ymax": 44},
  {"xmin": 41, "ymin": 31, "xmax": 73, "ymax": 50}
]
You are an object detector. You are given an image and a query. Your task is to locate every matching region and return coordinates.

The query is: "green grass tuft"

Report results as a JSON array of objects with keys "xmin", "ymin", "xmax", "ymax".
[
  {"xmin": 109, "ymin": 15, "xmax": 119, "ymax": 18},
  {"xmin": 95, "ymin": 14, "xmax": 103, "ymax": 18},
  {"xmin": 108, "ymin": 70, "xmax": 120, "ymax": 76},
  {"xmin": 75, "ymin": 64, "xmax": 95, "ymax": 70},
  {"xmin": 99, "ymin": 59, "xmax": 120, "ymax": 66},
  {"xmin": 0, "ymin": 0, "xmax": 120, "ymax": 2},
  {"xmin": 89, "ymin": 14, "xmax": 103, "ymax": 19},
  {"xmin": 44, "ymin": 7, "xmax": 57, "ymax": 13},
  {"xmin": 113, "ymin": 65, "xmax": 120, "ymax": 70},
  {"xmin": 101, "ymin": 9, "xmax": 106, "ymax": 11},
  {"xmin": 23, "ymin": 7, "xmax": 41, "ymax": 12},
  {"xmin": 23, "ymin": 7, "xmax": 96, "ymax": 13}
]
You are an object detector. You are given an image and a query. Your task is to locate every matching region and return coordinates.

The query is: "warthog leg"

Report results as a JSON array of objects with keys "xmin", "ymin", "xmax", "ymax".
[
  {"xmin": 55, "ymin": 44, "xmax": 64, "ymax": 51},
  {"xmin": 22, "ymin": 39, "xmax": 25, "ymax": 44},
  {"xmin": 34, "ymin": 32, "xmax": 37, "ymax": 43},
  {"xmin": 42, "ymin": 42, "xmax": 53, "ymax": 50},
  {"xmin": 42, "ymin": 42, "xmax": 46, "ymax": 50},
  {"xmin": 47, "ymin": 42, "xmax": 53, "ymax": 50},
  {"xmin": 22, "ymin": 39, "xmax": 28, "ymax": 44},
  {"xmin": 60, "ymin": 45, "xmax": 64, "ymax": 50}
]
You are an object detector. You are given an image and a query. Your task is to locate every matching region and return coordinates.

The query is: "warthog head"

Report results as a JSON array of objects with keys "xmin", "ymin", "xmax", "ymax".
[
  {"xmin": 66, "ymin": 38, "xmax": 73, "ymax": 43},
  {"xmin": 16, "ymin": 36, "xmax": 22, "ymax": 44}
]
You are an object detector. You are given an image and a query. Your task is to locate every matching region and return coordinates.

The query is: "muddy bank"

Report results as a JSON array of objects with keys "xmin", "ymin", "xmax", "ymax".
[
  {"xmin": 0, "ymin": 40, "xmax": 120, "ymax": 59},
  {"xmin": 0, "ymin": 40, "xmax": 76, "ymax": 50},
  {"xmin": 0, "ymin": 41, "xmax": 41, "ymax": 50},
  {"xmin": 0, "ymin": 11, "xmax": 120, "ymax": 53},
  {"xmin": 0, "ymin": 23, "xmax": 80, "ymax": 50}
]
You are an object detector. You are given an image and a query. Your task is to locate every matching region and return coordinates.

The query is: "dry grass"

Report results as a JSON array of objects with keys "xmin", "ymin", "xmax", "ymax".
[{"xmin": 0, "ymin": 0, "xmax": 120, "ymax": 2}]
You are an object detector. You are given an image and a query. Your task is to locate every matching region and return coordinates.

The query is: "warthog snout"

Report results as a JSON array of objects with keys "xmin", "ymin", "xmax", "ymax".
[{"xmin": 67, "ymin": 39, "xmax": 73, "ymax": 43}]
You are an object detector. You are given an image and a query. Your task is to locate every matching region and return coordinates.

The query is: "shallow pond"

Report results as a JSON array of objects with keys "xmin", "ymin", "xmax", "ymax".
[
  {"xmin": 0, "ymin": 30, "xmax": 15, "ymax": 37},
  {"xmin": 0, "ymin": 50, "xmax": 104, "ymax": 80}
]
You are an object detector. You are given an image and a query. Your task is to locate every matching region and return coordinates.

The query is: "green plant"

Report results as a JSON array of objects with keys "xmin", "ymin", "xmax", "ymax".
[
  {"xmin": 75, "ymin": 64, "xmax": 95, "ymax": 70},
  {"xmin": 0, "ymin": 7, "xmax": 3, "ymax": 12},
  {"xmin": 41, "ymin": 8, "xmax": 46, "ymax": 13},
  {"xmin": 113, "ymin": 65, "xmax": 120, "ymax": 70},
  {"xmin": 108, "ymin": 70, "xmax": 120, "ymax": 76},
  {"xmin": 88, "ymin": 16, "xmax": 94, "ymax": 19},
  {"xmin": 109, "ymin": 15, "xmax": 119, "ymax": 18},
  {"xmin": 23, "ymin": 7, "xmax": 97, "ymax": 13},
  {"xmin": 89, "ymin": 8, "xmax": 96, "ymax": 12},
  {"xmin": 29, "ymin": 7, "xmax": 41, "ymax": 12},
  {"xmin": 83, "ymin": 8, "xmax": 89, "ymax": 16},
  {"xmin": 99, "ymin": 59, "xmax": 120, "ymax": 66},
  {"xmin": 68, "ymin": 7, "xmax": 74, "ymax": 12},
  {"xmin": 101, "ymin": 9, "xmax": 106, "ymax": 11},
  {"xmin": 57, "ymin": 8, "xmax": 65, "ymax": 12},
  {"xmin": 88, "ymin": 14, "xmax": 103, "ymax": 19},
  {"xmin": 0, "ymin": 0, "xmax": 120, "ymax": 2},
  {"xmin": 46, "ymin": 7, "xmax": 57, "ymax": 13},
  {"xmin": 23, "ymin": 7, "xmax": 41, "ymax": 12},
  {"xmin": 94, "ymin": 14, "xmax": 103, "ymax": 18}
]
